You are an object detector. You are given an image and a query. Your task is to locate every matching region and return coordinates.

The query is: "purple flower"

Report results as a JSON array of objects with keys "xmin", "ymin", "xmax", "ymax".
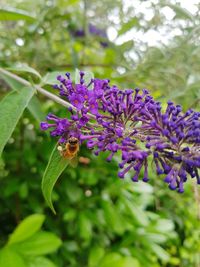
[
  {"xmin": 40, "ymin": 122, "xmax": 52, "ymax": 130},
  {"xmin": 42, "ymin": 71, "xmax": 200, "ymax": 193},
  {"xmin": 70, "ymin": 24, "xmax": 108, "ymax": 47},
  {"xmin": 73, "ymin": 29, "xmax": 85, "ymax": 37},
  {"xmin": 79, "ymin": 115, "xmax": 89, "ymax": 127},
  {"xmin": 68, "ymin": 94, "xmax": 84, "ymax": 110},
  {"xmin": 88, "ymin": 100, "xmax": 98, "ymax": 115}
]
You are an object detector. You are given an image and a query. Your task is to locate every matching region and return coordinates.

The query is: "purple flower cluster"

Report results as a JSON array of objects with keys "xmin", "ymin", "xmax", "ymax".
[
  {"xmin": 72, "ymin": 24, "xmax": 108, "ymax": 47},
  {"xmin": 41, "ymin": 71, "xmax": 200, "ymax": 193}
]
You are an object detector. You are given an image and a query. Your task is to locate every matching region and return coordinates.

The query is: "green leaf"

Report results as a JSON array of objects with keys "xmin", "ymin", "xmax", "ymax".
[
  {"xmin": 19, "ymin": 182, "xmax": 28, "ymax": 199},
  {"xmin": 83, "ymin": 71, "xmax": 94, "ymax": 89},
  {"xmin": 79, "ymin": 213, "xmax": 92, "ymax": 241},
  {"xmin": 28, "ymin": 96, "xmax": 45, "ymax": 122},
  {"xmin": 123, "ymin": 198, "xmax": 149, "ymax": 226},
  {"xmin": 8, "ymin": 214, "xmax": 45, "ymax": 245},
  {"xmin": 118, "ymin": 17, "xmax": 139, "ymax": 36},
  {"xmin": 164, "ymin": 3, "xmax": 193, "ymax": 20},
  {"xmin": 127, "ymin": 182, "xmax": 153, "ymax": 194},
  {"xmin": 102, "ymin": 201, "xmax": 125, "ymax": 235},
  {"xmin": 88, "ymin": 246, "xmax": 105, "ymax": 267},
  {"xmin": 65, "ymin": 183, "xmax": 82, "ymax": 203},
  {"xmin": 75, "ymin": 68, "xmax": 81, "ymax": 83},
  {"xmin": 0, "ymin": 72, "xmax": 44, "ymax": 122},
  {"xmin": 0, "ymin": 248, "xmax": 26, "ymax": 267},
  {"xmin": 27, "ymin": 256, "xmax": 56, "ymax": 267},
  {"xmin": 119, "ymin": 257, "xmax": 140, "ymax": 267},
  {"xmin": 13, "ymin": 232, "xmax": 62, "ymax": 256},
  {"xmin": 151, "ymin": 243, "xmax": 170, "ymax": 262},
  {"xmin": 42, "ymin": 69, "xmax": 94, "ymax": 88},
  {"xmin": 41, "ymin": 71, "xmax": 67, "ymax": 85},
  {"xmin": 146, "ymin": 233, "xmax": 167, "ymax": 244},
  {"xmin": 155, "ymin": 219, "xmax": 174, "ymax": 233},
  {"xmin": 99, "ymin": 253, "xmax": 122, "ymax": 267},
  {"xmin": 99, "ymin": 253, "xmax": 140, "ymax": 267},
  {"xmin": 0, "ymin": 87, "xmax": 35, "ymax": 156},
  {"xmin": 75, "ymin": 69, "xmax": 94, "ymax": 88},
  {"xmin": 0, "ymin": 7, "xmax": 35, "ymax": 22},
  {"xmin": 118, "ymin": 40, "xmax": 134, "ymax": 52},
  {"xmin": 42, "ymin": 145, "xmax": 69, "ymax": 213},
  {"xmin": 7, "ymin": 65, "xmax": 41, "ymax": 79}
]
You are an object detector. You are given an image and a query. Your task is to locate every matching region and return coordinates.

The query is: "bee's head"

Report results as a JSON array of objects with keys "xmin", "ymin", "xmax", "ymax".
[{"xmin": 68, "ymin": 137, "xmax": 78, "ymax": 145}]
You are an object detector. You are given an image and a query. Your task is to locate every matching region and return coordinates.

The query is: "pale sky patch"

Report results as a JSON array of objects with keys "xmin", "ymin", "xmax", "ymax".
[{"xmin": 107, "ymin": 0, "xmax": 198, "ymax": 46}]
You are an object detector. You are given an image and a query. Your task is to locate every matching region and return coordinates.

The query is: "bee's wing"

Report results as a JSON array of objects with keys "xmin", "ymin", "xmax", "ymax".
[{"xmin": 69, "ymin": 154, "xmax": 78, "ymax": 168}]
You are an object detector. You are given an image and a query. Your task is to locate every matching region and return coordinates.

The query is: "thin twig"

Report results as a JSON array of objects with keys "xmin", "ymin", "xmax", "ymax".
[
  {"xmin": 0, "ymin": 68, "xmax": 95, "ymax": 119},
  {"xmin": 0, "ymin": 67, "xmax": 75, "ymax": 110},
  {"xmin": 58, "ymin": 63, "xmax": 115, "ymax": 68}
]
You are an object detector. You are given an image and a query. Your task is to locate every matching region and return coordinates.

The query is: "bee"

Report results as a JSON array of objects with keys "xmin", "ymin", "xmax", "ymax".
[{"xmin": 58, "ymin": 137, "xmax": 79, "ymax": 167}]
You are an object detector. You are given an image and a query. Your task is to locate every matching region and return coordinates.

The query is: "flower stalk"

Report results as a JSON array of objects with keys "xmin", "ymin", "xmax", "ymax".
[{"xmin": 0, "ymin": 68, "xmax": 76, "ymax": 111}]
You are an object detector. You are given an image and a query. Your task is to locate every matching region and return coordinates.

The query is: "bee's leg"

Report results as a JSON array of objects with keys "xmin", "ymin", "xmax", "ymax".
[{"xmin": 57, "ymin": 145, "xmax": 65, "ymax": 156}]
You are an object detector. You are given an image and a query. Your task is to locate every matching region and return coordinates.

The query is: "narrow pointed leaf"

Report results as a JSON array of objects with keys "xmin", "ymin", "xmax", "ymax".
[
  {"xmin": 0, "ymin": 7, "xmax": 35, "ymax": 22},
  {"xmin": 99, "ymin": 253, "xmax": 140, "ymax": 267},
  {"xmin": 28, "ymin": 96, "xmax": 45, "ymax": 122},
  {"xmin": 75, "ymin": 69, "xmax": 94, "ymax": 88},
  {"xmin": 42, "ymin": 145, "xmax": 69, "ymax": 214},
  {"xmin": 12, "ymin": 231, "xmax": 62, "ymax": 256},
  {"xmin": 0, "ymin": 72, "xmax": 44, "ymax": 122},
  {"xmin": 8, "ymin": 214, "xmax": 45, "ymax": 245},
  {"xmin": 118, "ymin": 17, "xmax": 139, "ymax": 36},
  {"xmin": 164, "ymin": 4, "xmax": 193, "ymax": 20},
  {"xmin": 27, "ymin": 256, "xmax": 56, "ymax": 267},
  {"xmin": 41, "ymin": 71, "xmax": 67, "ymax": 85},
  {"xmin": 0, "ymin": 86, "xmax": 35, "ymax": 156},
  {"xmin": 7, "ymin": 65, "xmax": 41, "ymax": 79},
  {"xmin": 75, "ymin": 68, "xmax": 81, "ymax": 84},
  {"xmin": 151, "ymin": 243, "xmax": 170, "ymax": 261},
  {"xmin": 84, "ymin": 71, "xmax": 94, "ymax": 89},
  {"xmin": 0, "ymin": 248, "xmax": 26, "ymax": 267}
]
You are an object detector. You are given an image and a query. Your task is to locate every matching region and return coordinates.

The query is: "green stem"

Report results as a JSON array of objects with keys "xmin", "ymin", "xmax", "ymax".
[
  {"xmin": 0, "ymin": 67, "xmax": 76, "ymax": 110},
  {"xmin": 0, "ymin": 68, "xmax": 95, "ymax": 119}
]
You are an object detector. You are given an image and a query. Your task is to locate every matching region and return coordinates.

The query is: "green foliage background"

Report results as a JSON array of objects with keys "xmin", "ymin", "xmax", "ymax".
[{"xmin": 0, "ymin": 0, "xmax": 200, "ymax": 266}]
